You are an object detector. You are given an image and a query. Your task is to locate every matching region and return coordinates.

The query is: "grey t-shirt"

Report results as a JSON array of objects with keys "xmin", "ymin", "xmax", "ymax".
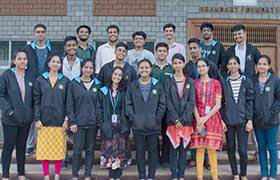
[
  {"xmin": 138, "ymin": 80, "xmax": 152, "ymax": 102},
  {"xmin": 126, "ymin": 49, "xmax": 156, "ymax": 71},
  {"xmin": 36, "ymin": 47, "xmax": 49, "ymax": 74}
]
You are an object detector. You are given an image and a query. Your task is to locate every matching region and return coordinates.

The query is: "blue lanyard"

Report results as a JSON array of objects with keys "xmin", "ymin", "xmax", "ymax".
[
  {"xmin": 109, "ymin": 89, "xmax": 120, "ymax": 114},
  {"xmin": 200, "ymin": 79, "xmax": 212, "ymax": 104}
]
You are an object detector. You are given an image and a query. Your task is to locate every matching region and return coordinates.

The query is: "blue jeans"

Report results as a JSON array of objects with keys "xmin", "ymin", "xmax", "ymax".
[
  {"xmin": 255, "ymin": 126, "xmax": 279, "ymax": 178},
  {"xmin": 169, "ymin": 139, "xmax": 187, "ymax": 178}
]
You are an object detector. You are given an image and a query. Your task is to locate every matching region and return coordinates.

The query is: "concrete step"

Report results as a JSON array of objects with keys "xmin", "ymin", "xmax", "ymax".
[
  {"xmin": 1, "ymin": 149, "xmax": 261, "ymax": 165},
  {"xmin": 1, "ymin": 164, "xmax": 280, "ymax": 180}
]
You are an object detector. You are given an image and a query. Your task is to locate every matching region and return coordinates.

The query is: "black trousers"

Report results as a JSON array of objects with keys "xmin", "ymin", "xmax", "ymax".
[
  {"xmin": 1, "ymin": 123, "xmax": 30, "ymax": 178},
  {"xmin": 169, "ymin": 139, "xmax": 187, "ymax": 178},
  {"xmin": 109, "ymin": 168, "xmax": 123, "ymax": 179},
  {"xmin": 226, "ymin": 124, "xmax": 248, "ymax": 176},
  {"xmin": 133, "ymin": 133, "xmax": 158, "ymax": 179},
  {"xmin": 72, "ymin": 127, "xmax": 97, "ymax": 177},
  {"xmin": 159, "ymin": 117, "xmax": 170, "ymax": 164}
]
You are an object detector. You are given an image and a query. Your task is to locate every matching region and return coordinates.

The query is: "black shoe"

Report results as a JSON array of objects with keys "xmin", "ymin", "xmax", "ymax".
[{"xmin": 25, "ymin": 148, "xmax": 35, "ymax": 156}]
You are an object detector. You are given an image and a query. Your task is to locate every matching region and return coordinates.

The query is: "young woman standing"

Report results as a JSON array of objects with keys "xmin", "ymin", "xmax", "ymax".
[
  {"xmin": 190, "ymin": 58, "xmax": 226, "ymax": 180},
  {"xmin": 98, "ymin": 67, "xmax": 131, "ymax": 180},
  {"xmin": 125, "ymin": 59, "xmax": 166, "ymax": 180},
  {"xmin": 0, "ymin": 50, "xmax": 33, "ymax": 180},
  {"xmin": 67, "ymin": 59, "xmax": 102, "ymax": 180},
  {"xmin": 253, "ymin": 55, "xmax": 280, "ymax": 180},
  {"xmin": 165, "ymin": 53, "xmax": 195, "ymax": 180},
  {"xmin": 222, "ymin": 56, "xmax": 254, "ymax": 180},
  {"xmin": 34, "ymin": 54, "xmax": 69, "ymax": 180}
]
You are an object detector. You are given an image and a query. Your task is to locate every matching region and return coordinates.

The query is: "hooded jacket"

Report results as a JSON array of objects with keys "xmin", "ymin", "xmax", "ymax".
[
  {"xmin": 125, "ymin": 78, "xmax": 166, "ymax": 135},
  {"xmin": 0, "ymin": 68, "xmax": 33, "ymax": 126},
  {"xmin": 67, "ymin": 77, "xmax": 102, "ymax": 128},
  {"xmin": 33, "ymin": 72, "xmax": 69, "ymax": 126},
  {"xmin": 252, "ymin": 73, "xmax": 280, "ymax": 129}
]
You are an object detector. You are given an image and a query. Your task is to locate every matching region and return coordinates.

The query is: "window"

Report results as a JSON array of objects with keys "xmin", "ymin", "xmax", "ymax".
[{"xmin": 0, "ymin": 41, "xmax": 9, "ymax": 66}]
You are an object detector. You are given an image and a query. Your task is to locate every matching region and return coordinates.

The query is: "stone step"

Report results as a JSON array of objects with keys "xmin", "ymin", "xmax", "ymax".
[
  {"xmin": 1, "ymin": 149, "xmax": 262, "ymax": 165},
  {"xmin": 1, "ymin": 164, "xmax": 280, "ymax": 180}
]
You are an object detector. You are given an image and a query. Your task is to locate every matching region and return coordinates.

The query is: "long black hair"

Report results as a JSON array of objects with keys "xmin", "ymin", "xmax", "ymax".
[{"xmin": 108, "ymin": 66, "xmax": 128, "ymax": 91}]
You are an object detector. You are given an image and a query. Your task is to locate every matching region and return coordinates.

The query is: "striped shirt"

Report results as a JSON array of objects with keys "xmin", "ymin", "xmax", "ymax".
[{"xmin": 229, "ymin": 76, "xmax": 242, "ymax": 103}]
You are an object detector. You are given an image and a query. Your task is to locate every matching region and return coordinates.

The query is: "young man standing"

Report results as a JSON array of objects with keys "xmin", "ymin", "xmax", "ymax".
[
  {"xmin": 62, "ymin": 36, "xmax": 82, "ymax": 81},
  {"xmin": 184, "ymin": 38, "xmax": 222, "ymax": 81},
  {"xmin": 151, "ymin": 42, "xmax": 174, "ymax": 167},
  {"xmin": 163, "ymin": 23, "xmax": 186, "ymax": 64},
  {"xmin": 222, "ymin": 24, "xmax": 261, "ymax": 79},
  {"xmin": 76, "ymin": 25, "xmax": 96, "ymax": 62},
  {"xmin": 95, "ymin": 25, "xmax": 120, "ymax": 74},
  {"xmin": 98, "ymin": 42, "xmax": 137, "ymax": 86},
  {"xmin": 200, "ymin": 22, "xmax": 225, "ymax": 68},
  {"xmin": 126, "ymin": 31, "xmax": 156, "ymax": 71},
  {"xmin": 23, "ymin": 24, "xmax": 55, "ymax": 156}
]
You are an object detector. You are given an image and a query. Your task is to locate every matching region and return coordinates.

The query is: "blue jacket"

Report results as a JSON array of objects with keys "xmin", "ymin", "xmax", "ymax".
[
  {"xmin": 67, "ymin": 77, "xmax": 102, "ymax": 128},
  {"xmin": 33, "ymin": 72, "xmax": 69, "ymax": 126},
  {"xmin": 0, "ymin": 68, "xmax": 33, "ymax": 126}
]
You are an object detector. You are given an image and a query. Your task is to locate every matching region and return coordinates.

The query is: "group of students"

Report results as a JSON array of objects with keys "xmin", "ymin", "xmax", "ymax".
[{"xmin": 0, "ymin": 22, "xmax": 279, "ymax": 180}]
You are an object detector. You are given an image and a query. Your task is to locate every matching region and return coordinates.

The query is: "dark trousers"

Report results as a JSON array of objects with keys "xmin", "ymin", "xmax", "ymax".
[
  {"xmin": 255, "ymin": 127, "xmax": 279, "ymax": 178},
  {"xmin": 159, "ymin": 117, "xmax": 170, "ymax": 163},
  {"xmin": 1, "ymin": 123, "xmax": 30, "ymax": 178},
  {"xmin": 109, "ymin": 168, "xmax": 123, "ymax": 179},
  {"xmin": 169, "ymin": 139, "xmax": 187, "ymax": 178},
  {"xmin": 72, "ymin": 127, "xmax": 97, "ymax": 177},
  {"xmin": 225, "ymin": 124, "xmax": 248, "ymax": 176},
  {"xmin": 133, "ymin": 133, "xmax": 158, "ymax": 179}
]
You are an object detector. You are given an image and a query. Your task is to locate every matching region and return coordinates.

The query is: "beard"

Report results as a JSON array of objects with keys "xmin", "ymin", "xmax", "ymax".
[
  {"xmin": 203, "ymin": 35, "xmax": 211, "ymax": 40},
  {"xmin": 79, "ymin": 37, "xmax": 88, "ymax": 42}
]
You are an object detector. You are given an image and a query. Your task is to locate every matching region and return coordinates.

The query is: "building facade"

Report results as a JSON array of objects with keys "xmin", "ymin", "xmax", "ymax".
[{"xmin": 0, "ymin": 0, "xmax": 280, "ymax": 74}]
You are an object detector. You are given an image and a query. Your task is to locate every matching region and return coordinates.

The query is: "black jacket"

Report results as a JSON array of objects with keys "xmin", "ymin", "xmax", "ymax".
[
  {"xmin": 221, "ymin": 43, "xmax": 261, "ymax": 79},
  {"xmin": 125, "ymin": 78, "xmax": 166, "ymax": 135},
  {"xmin": 221, "ymin": 75, "xmax": 254, "ymax": 126},
  {"xmin": 67, "ymin": 77, "xmax": 102, "ymax": 128},
  {"xmin": 0, "ymin": 68, "xmax": 33, "ymax": 126},
  {"xmin": 97, "ymin": 86, "xmax": 129, "ymax": 139},
  {"xmin": 165, "ymin": 76, "xmax": 195, "ymax": 126},
  {"xmin": 22, "ymin": 41, "xmax": 55, "ymax": 82},
  {"xmin": 33, "ymin": 72, "xmax": 69, "ymax": 126},
  {"xmin": 253, "ymin": 73, "xmax": 280, "ymax": 129},
  {"xmin": 201, "ymin": 40, "xmax": 225, "ymax": 68},
  {"xmin": 98, "ymin": 60, "xmax": 137, "ymax": 86}
]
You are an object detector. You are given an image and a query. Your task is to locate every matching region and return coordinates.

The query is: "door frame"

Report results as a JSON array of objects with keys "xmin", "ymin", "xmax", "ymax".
[{"xmin": 187, "ymin": 18, "xmax": 280, "ymax": 76}]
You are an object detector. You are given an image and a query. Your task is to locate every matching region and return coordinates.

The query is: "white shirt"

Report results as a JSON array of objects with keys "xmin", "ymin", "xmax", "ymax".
[
  {"xmin": 95, "ymin": 42, "xmax": 116, "ymax": 73},
  {"xmin": 235, "ymin": 43, "xmax": 247, "ymax": 72},
  {"xmin": 166, "ymin": 42, "xmax": 186, "ymax": 64},
  {"xmin": 62, "ymin": 56, "xmax": 82, "ymax": 80}
]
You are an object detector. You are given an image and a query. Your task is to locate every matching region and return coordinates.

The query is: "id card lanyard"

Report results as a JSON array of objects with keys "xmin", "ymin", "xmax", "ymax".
[
  {"xmin": 200, "ymin": 79, "xmax": 212, "ymax": 115},
  {"xmin": 109, "ymin": 89, "xmax": 120, "ymax": 123}
]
